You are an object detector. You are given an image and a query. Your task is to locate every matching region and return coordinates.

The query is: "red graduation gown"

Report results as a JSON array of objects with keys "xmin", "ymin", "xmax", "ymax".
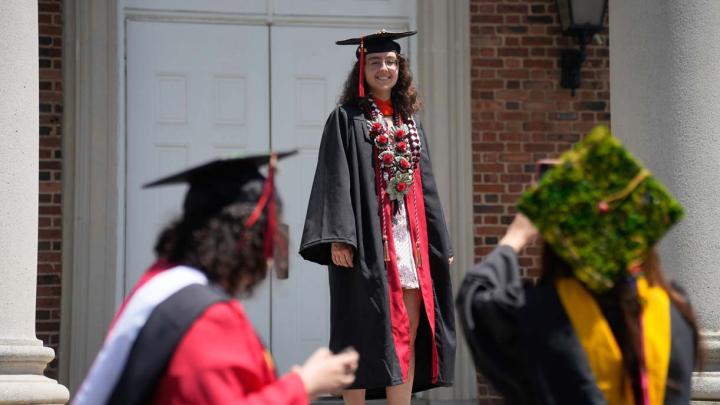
[
  {"xmin": 153, "ymin": 300, "xmax": 308, "ymax": 405},
  {"xmin": 75, "ymin": 261, "xmax": 309, "ymax": 405},
  {"xmin": 153, "ymin": 301, "xmax": 309, "ymax": 405}
]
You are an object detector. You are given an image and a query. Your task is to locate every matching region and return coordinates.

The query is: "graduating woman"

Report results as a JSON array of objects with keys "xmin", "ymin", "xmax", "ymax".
[
  {"xmin": 457, "ymin": 126, "xmax": 702, "ymax": 405},
  {"xmin": 300, "ymin": 30, "xmax": 455, "ymax": 404},
  {"xmin": 74, "ymin": 152, "xmax": 359, "ymax": 405}
]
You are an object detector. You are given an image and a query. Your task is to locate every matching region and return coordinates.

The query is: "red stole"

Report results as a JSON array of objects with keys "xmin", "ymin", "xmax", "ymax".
[{"xmin": 376, "ymin": 161, "xmax": 439, "ymax": 383}]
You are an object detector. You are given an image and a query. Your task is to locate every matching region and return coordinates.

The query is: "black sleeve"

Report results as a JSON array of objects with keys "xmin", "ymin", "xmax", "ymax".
[
  {"xmin": 416, "ymin": 119, "xmax": 453, "ymax": 258},
  {"xmin": 455, "ymin": 245, "xmax": 532, "ymax": 405},
  {"xmin": 299, "ymin": 106, "xmax": 357, "ymax": 265},
  {"xmin": 664, "ymin": 281, "xmax": 697, "ymax": 405}
]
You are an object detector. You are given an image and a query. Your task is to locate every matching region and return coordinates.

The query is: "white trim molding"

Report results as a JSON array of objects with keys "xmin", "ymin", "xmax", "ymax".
[
  {"xmin": 59, "ymin": 0, "xmax": 122, "ymax": 394},
  {"xmin": 416, "ymin": 0, "xmax": 475, "ymax": 401}
]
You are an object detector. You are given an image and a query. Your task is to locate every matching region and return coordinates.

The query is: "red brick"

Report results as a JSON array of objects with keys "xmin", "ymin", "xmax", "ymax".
[
  {"xmin": 475, "ymin": 164, "xmax": 505, "ymax": 173},
  {"xmin": 523, "ymin": 58, "xmax": 554, "ymax": 69},
  {"xmin": 474, "ymin": 142, "xmax": 505, "ymax": 152},
  {"xmin": 498, "ymin": 47, "xmax": 529, "ymax": 57},
  {"xmin": 473, "ymin": 14, "xmax": 503, "ymax": 24},
  {"xmin": 498, "ymin": 69, "xmax": 530, "ymax": 79},
  {"xmin": 497, "ymin": 4, "xmax": 528, "ymax": 13},
  {"xmin": 474, "ymin": 184, "xmax": 505, "ymax": 193},
  {"xmin": 498, "ymin": 111, "xmax": 528, "ymax": 121},
  {"xmin": 499, "ymin": 132, "xmax": 530, "ymax": 142},
  {"xmin": 475, "ymin": 226, "xmax": 508, "ymax": 235},
  {"xmin": 499, "ymin": 153, "xmax": 532, "ymax": 163},
  {"xmin": 523, "ymin": 143, "xmax": 555, "ymax": 152},
  {"xmin": 475, "ymin": 79, "xmax": 504, "ymax": 89}
]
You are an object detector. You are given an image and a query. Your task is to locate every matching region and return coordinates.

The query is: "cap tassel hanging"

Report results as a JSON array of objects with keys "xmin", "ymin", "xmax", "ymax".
[
  {"xmin": 358, "ymin": 36, "xmax": 365, "ymax": 98},
  {"xmin": 244, "ymin": 153, "xmax": 278, "ymax": 266}
]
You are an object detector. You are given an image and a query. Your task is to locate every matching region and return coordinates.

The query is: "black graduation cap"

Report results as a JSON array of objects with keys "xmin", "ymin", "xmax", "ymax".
[
  {"xmin": 144, "ymin": 150, "xmax": 297, "ymax": 219},
  {"xmin": 336, "ymin": 29, "xmax": 417, "ymax": 58},
  {"xmin": 144, "ymin": 151, "xmax": 297, "ymax": 278},
  {"xmin": 336, "ymin": 29, "xmax": 417, "ymax": 97}
]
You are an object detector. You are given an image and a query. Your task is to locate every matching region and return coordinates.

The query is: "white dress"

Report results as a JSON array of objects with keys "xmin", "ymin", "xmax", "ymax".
[{"xmin": 392, "ymin": 199, "xmax": 420, "ymax": 289}]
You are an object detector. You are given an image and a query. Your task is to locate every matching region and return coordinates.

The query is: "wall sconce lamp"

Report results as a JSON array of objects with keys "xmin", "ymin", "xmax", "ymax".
[{"xmin": 556, "ymin": 0, "xmax": 608, "ymax": 95}]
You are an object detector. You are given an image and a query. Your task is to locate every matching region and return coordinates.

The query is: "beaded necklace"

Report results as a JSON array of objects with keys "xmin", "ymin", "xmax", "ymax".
[
  {"xmin": 365, "ymin": 97, "xmax": 424, "ymax": 265},
  {"xmin": 366, "ymin": 98, "xmax": 421, "ymax": 200}
]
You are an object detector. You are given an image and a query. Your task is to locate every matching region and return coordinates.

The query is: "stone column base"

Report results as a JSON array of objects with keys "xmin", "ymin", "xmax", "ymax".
[
  {"xmin": 694, "ymin": 372, "xmax": 720, "ymax": 403},
  {"xmin": 0, "ymin": 343, "xmax": 69, "ymax": 404},
  {"xmin": 0, "ymin": 375, "xmax": 70, "ymax": 404}
]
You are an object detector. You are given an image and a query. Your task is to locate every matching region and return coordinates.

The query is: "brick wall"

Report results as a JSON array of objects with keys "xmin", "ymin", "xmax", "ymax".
[
  {"xmin": 470, "ymin": 0, "xmax": 610, "ymax": 402},
  {"xmin": 38, "ymin": 0, "xmax": 63, "ymax": 379}
]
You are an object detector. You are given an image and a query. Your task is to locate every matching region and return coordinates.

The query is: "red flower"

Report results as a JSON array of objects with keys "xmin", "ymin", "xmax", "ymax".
[
  {"xmin": 396, "ymin": 141, "xmax": 408, "ymax": 152},
  {"xmin": 399, "ymin": 159, "xmax": 411, "ymax": 170},
  {"xmin": 394, "ymin": 128, "xmax": 406, "ymax": 140},
  {"xmin": 376, "ymin": 135, "xmax": 389, "ymax": 146},
  {"xmin": 395, "ymin": 182, "xmax": 407, "ymax": 192},
  {"xmin": 370, "ymin": 122, "xmax": 385, "ymax": 135},
  {"xmin": 382, "ymin": 153, "xmax": 394, "ymax": 165},
  {"xmin": 597, "ymin": 201, "xmax": 609, "ymax": 214}
]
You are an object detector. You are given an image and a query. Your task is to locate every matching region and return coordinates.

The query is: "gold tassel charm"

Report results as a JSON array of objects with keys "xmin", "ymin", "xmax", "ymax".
[
  {"xmin": 383, "ymin": 235, "xmax": 390, "ymax": 262},
  {"xmin": 415, "ymin": 240, "xmax": 423, "ymax": 268}
]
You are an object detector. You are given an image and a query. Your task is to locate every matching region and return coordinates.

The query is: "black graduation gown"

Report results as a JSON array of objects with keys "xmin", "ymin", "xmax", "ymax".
[
  {"xmin": 456, "ymin": 245, "xmax": 696, "ymax": 405},
  {"xmin": 299, "ymin": 103, "xmax": 456, "ymax": 394}
]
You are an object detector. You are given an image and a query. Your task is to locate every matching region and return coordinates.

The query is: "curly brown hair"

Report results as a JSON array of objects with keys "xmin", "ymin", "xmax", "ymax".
[
  {"xmin": 338, "ymin": 53, "xmax": 422, "ymax": 120},
  {"xmin": 154, "ymin": 202, "xmax": 269, "ymax": 297}
]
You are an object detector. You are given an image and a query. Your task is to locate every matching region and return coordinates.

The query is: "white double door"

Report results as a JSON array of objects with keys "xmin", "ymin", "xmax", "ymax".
[{"xmin": 125, "ymin": 21, "xmax": 375, "ymax": 372}]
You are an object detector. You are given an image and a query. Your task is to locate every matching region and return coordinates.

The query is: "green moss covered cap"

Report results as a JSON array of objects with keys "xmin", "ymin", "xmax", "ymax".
[{"xmin": 517, "ymin": 125, "xmax": 684, "ymax": 292}]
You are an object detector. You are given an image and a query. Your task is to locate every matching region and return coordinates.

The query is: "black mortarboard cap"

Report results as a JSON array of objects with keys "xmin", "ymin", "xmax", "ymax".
[
  {"xmin": 336, "ymin": 29, "xmax": 417, "ymax": 58},
  {"xmin": 336, "ymin": 29, "xmax": 417, "ymax": 97},
  {"xmin": 145, "ymin": 150, "xmax": 297, "ymax": 278},
  {"xmin": 144, "ymin": 150, "xmax": 297, "ymax": 220}
]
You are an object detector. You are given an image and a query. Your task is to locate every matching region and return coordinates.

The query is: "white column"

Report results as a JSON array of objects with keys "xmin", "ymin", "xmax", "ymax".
[
  {"xmin": 610, "ymin": 1, "xmax": 720, "ymax": 402},
  {"xmin": 417, "ymin": 0, "xmax": 476, "ymax": 402},
  {"xmin": 0, "ymin": 1, "xmax": 70, "ymax": 404}
]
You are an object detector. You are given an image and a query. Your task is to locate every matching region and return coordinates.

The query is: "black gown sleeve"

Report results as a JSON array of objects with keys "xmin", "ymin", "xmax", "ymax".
[
  {"xmin": 664, "ymin": 282, "xmax": 696, "ymax": 405},
  {"xmin": 455, "ymin": 245, "xmax": 532, "ymax": 405},
  {"xmin": 416, "ymin": 119, "xmax": 453, "ymax": 258},
  {"xmin": 299, "ymin": 106, "xmax": 357, "ymax": 265}
]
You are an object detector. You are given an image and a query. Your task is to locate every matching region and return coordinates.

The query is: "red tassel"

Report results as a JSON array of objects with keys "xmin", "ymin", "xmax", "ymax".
[
  {"xmin": 358, "ymin": 36, "xmax": 365, "ymax": 98},
  {"xmin": 244, "ymin": 153, "xmax": 278, "ymax": 264}
]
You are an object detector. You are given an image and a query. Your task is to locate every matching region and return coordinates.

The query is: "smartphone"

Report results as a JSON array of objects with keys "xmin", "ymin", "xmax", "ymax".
[{"xmin": 536, "ymin": 159, "xmax": 559, "ymax": 180}]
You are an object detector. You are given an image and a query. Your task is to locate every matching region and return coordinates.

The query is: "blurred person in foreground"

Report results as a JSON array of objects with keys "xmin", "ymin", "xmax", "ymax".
[
  {"xmin": 73, "ymin": 152, "xmax": 358, "ymax": 405},
  {"xmin": 457, "ymin": 126, "xmax": 702, "ymax": 405}
]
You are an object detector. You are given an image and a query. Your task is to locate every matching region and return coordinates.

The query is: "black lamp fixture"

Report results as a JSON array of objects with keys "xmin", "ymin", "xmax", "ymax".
[{"xmin": 556, "ymin": 0, "xmax": 608, "ymax": 95}]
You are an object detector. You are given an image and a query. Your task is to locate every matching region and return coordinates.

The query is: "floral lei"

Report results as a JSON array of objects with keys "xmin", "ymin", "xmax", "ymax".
[{"xmin": 366, "ymin": 98, "xmax": 422, "ymax": 200}]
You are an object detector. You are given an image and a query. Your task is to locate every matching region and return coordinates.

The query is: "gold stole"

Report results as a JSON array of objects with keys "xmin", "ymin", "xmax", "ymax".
[{"xmin": 556, "ymin": 277, "xmax": 671, "ymax": 405}]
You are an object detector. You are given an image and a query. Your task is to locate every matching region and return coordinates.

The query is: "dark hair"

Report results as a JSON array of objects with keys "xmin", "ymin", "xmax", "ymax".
[
  {"xmin": 153, "ymin": 202, "xmax": 268, "ymax": 296},
  {"xmin": 338, "ymin": 53, "xmax": 422, "ymax": 120},
  {"xmin": 541, "ymin": 244, "xmax": 703, "ymax": 396}
]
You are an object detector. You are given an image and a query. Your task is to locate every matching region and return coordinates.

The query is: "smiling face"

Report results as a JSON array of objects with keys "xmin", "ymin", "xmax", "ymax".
[{"xmin": 364, "ymin": 51, "xmax": 399, "ymax": 100}]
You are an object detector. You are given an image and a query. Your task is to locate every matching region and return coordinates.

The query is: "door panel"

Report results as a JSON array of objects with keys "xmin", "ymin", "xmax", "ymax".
[{"xmin": 125, "ymin": 21, "xmax": 271, "ymax": 340}]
